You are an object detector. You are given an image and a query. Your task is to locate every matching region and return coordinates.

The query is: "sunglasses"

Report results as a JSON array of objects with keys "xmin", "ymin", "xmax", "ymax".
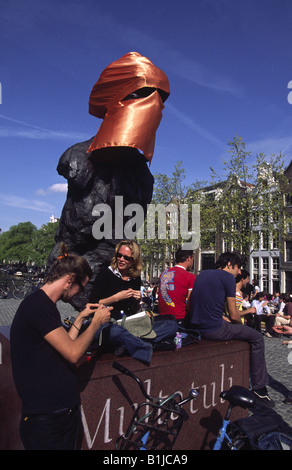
[{"xmin": 117, "ymin": 252, "xmax": 133, "ymax": 262}]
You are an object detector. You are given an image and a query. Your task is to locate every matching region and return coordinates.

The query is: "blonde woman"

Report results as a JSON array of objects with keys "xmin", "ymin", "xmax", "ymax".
[
  {"xmin": 89, "ymin": 240, "xmax": 156, "ymax": 363},
  {"xmin": 90, "ymin": 240, "xmax": 142, "ymax": 320},
  {"xmin": 90, "ymin": 240, "xmax": 177, "ymax": 362}
]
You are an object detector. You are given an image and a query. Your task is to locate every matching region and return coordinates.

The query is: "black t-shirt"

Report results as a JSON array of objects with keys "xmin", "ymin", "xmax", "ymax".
[
  {"xmin": 89, "ymin": 267, "xmax": 141, "ymax": 320},
  {"xmin": 10, "ymin": 289, "xmax": 80, "ymax": 415}
]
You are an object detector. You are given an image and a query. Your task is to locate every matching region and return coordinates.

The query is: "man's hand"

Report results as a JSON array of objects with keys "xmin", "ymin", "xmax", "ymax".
[{"xmin": 91, "ymin": 304, "xmax": 112, "ymax": 326}]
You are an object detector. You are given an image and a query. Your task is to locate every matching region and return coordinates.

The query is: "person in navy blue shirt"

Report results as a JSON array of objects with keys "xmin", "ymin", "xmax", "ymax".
[{"xmin": 190, "ymin": 252, "xmax": 274, "ymax": 408}]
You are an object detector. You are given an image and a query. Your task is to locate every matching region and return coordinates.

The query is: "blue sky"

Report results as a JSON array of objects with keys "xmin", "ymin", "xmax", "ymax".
[{"xmin": 1, "ymin": 0, "xmax": 292, "ymax": 232}]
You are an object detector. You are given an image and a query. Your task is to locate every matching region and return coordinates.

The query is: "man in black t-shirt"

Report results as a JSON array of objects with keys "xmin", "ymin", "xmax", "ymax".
[{"xmin": 10, "ymin": 246, "xmax": 111, "ymax": 450}]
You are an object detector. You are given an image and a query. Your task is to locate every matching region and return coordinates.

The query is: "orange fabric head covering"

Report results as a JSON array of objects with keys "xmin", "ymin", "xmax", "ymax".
[{"xmin": 87, "ymin": 52, "xmax": 170, "ymax": 161}]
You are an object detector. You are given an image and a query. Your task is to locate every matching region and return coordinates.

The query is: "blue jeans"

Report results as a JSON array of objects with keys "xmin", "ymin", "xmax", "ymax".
[
  {"xmin": 196, "ymin": 321, "xmax": 269, "ymax": 390},
  {"xmin": 95, "ymin": 323, "xmax": 153, "ymax": 365},
  {"xmin": 94, "ymin": 318, "xmax": 177, "ymax": 365}
]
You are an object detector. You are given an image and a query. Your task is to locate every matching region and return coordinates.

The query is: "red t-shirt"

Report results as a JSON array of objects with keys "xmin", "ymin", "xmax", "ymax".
[{"xmin": 158, "ymin": 266, "xmax": 196, "ymax": 320}]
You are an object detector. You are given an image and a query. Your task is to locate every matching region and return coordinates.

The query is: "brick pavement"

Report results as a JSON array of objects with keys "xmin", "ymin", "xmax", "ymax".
[{"xmin": 1, "ymin": 298, "xmax": 292, "ymax": 429}]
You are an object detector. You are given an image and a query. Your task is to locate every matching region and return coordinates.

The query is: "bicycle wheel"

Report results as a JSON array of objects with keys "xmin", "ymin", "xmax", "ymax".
[
  {"xmin": 116, "ymin": 401, "xmax": 185, "ymax": 450},
  {"xmin": 0, "ymin": 282, "xmax": 9, "ymax": 298},
  {"xmin": 12, "ymin": 287, "xmax": 26, "ymax": 300},
  {"xmin": 224, "ymin": 423, "xmax": 251, "ymax": 450}
]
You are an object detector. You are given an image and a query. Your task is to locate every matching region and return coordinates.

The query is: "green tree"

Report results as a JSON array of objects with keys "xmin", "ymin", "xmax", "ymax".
[
  {"xmin": 31, "ymin": 221, "xmax": 60, "ymax": 266},
  {"xmin": 188, "ymin": 135, "xmax": 290, "ymax": 264},
  {"xmin": 139, "ymin": 161, "xmax": 193, "ymax": 280},
  {"xmin": 0, "ymin": 222, "xmax": 37, "ymax": 263},
  {"xmin": 0, "ymin": 221, "xmax": 60, "ymax": 266}
]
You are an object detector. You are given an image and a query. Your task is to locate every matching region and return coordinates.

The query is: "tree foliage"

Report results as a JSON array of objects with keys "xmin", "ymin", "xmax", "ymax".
[
  {"xmin": 0, "ymin": 221, "xmax": 59, "ymax": 266},
  {"xmin": 138, "ymin": 161, "xmax": 194, "ymax": 278},
  {"xmin": 188, "ymin": 135, "xmax": 290, "ymax": 263}
]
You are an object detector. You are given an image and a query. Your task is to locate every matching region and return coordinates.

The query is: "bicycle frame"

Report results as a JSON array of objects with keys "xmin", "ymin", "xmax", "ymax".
[
  {"xmin": 113, "ymin": 361, "xmax": 199, "ymax": 450},
  {"xmin": 213, "ymin": 385, "xmax": 255, "ymax": 450},
  {"xmin": 213, "ymin": 418, "xmax": 238, "ymax": 450}
]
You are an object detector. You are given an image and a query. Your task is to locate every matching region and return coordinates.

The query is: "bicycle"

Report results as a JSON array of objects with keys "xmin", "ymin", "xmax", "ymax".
[
  {"xmin": 213, "ymin": 385, "xmax": 255, "ymax": 450},
  {"xmin": 11, "ymin": 277, "xmax": 41, "ymax": 300},
  {"xmin": 112, "ymin": 361, "xmax": 199, "ymax": 450},
  {"xmin": 212, "ymin": 385, "xmax": 292, "ymax": 450},
  {"xmin": 0, "ymin": 280, "xmax": 9, "ymax": 299}
]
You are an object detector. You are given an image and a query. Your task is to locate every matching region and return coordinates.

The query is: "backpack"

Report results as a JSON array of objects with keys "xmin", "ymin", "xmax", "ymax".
[
  {"xmin": 257, "ymin": 432, "xmax": 292, "ymax": 450},
  {"xmin": 234, "ymin": 405, "xmax": 292, "ymax": 450}
]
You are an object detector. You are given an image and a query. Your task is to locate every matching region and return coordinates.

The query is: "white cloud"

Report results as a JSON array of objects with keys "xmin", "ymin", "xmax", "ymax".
[
  {"xmin": 0, "ymin": 114, "xmax": 90, "ymax": 141},
  {"xmin": 48, "ymin": 183, "xmax": 68, "ymax": 193},
  {"xmin": 37, "ymin": 183, "xmax": 68, "ymax": 196},
  {"xmin": 167, "ymin": 102, "xmax": 225, "ymax": 148},
  {"xmin": 248, "ymin": 136, "xmax": 292, "ymax": 160},
  {"xmin": 0, "ymin": 194, "xmax": 55, "ymax": 213}
]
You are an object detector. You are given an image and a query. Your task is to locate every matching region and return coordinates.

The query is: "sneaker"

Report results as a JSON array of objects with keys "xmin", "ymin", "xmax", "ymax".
[
  {"xmin": 252, "ymin": 388, "xmax": 275, "ymax": 407},
  {"xmin": 264, "ymin": 332, "xmax": 273, "ymax": 338}
]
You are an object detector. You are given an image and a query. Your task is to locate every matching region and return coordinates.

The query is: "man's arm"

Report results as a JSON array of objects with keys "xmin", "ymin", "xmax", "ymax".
[
  {"xmin": 44, "ymin": 304, "xmax": 112, "ymax": 364},
  {"xmin": 226, "ymin": 297, "xmax": 242, "ymax": 324}
]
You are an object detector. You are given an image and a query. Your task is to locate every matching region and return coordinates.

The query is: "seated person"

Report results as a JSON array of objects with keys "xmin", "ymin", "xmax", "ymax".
[
  {"xmin": 272, "ymin": 290, "xmax": 280, "ymax": 307},
  {"xmin": 277, "ymin": 293, "xmax": 288, "ymax": 314},
  {"xmin": 235, "ymin": 274, "xmax": 256, "ymax": 324},
  {"xmin": 158, "ymin": 248, "xmax": 196, "ymax": 327},
  {"xmin": 251, "ymin": 292, "xmax": 275, "ymax": 338},
  {"xmin": 275, "ymin": 293, "xmax": 291, "ymax": 327},
  {"xmin": 242, "ymin": 293, "xmax": 256, "ymax": 327},
  {"xmin": 90, "ymin": 240, "xmax": 142, "ymax": 320},
  {"xmin": 89, "ymin": 240, "xmax": 177, "ymax": 362},
  {"xmin": 189, "ymin": 252, "xmax": 274, "ymax": 407}
]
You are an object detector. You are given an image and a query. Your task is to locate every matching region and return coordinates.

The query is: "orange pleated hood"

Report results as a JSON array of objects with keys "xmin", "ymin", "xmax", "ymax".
[{"xmin": 87, "ymin": 52, "xmax": 170, "ymax": 161}]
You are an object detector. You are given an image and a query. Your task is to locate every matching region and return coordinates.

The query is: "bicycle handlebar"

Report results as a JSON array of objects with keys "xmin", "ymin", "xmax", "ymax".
[
  {"xmin": 112, "ymin": 361, "xmax": 133, "ymax": 377},
  {"xmin": 112, "ymin": 361, "xmax": 152, "ymax": 401},
  {"xmin": 178, "ymin": 388, "xmax": 199, "ymax": 406},
  {"xmin": 113, "ymin": 361, "xmax": 200, "ymax": 408}
]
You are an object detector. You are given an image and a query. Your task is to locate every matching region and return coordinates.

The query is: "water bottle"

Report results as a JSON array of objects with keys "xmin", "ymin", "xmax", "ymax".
[{"xmin": 174, "ymin": 331, "xmax": 182, "ymax": 349}]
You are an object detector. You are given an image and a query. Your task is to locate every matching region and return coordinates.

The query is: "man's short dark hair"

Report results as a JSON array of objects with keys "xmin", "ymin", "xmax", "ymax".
[
  {"xmin": 236, "ymin": 274, "xmax": 243, "ymax": 283},
  {"xmin": 241, "ymin": 269, "xmax": 250, "ymax": 280},
  {"xmin": 254, "ymin": 291, "xmax": 265, "ymax": 300},
  {"xmin": 214, "ymin": 252, "xmax": 243, "ymax": 270},
  {"xmin": 175, "ymin": 248, "xmax": 194, "ymax": 263}
]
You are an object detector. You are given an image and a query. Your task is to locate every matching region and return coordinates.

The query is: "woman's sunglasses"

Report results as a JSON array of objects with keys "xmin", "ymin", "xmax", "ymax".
[{"xmin": 117, "ymin": 252, "xmax": 133, "ymax": 262}]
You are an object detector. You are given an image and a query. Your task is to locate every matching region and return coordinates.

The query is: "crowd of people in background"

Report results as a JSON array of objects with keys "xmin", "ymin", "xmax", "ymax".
[
  {"xmin": 142, "ymin": 267, "xmax": 292, "ymax": 342},
  {"xmin": 236, "ymin": 275, "xmax": 292, "ymax": 338}
]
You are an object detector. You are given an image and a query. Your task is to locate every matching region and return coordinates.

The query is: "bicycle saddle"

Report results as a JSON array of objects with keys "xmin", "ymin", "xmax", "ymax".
[{"xmin": 220, "ymin": 385, "xmax": 255, "ymax": 409}]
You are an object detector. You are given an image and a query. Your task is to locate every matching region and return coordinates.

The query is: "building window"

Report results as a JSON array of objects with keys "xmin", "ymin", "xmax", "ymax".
[
  {"xmin": 253, "ymin": 257, "xmax": 259, "ymax": 278},
  {"xmin": 272, "ymin": 257, "xmax": 280, "ymax": 293},
  {"xmin": 286, "ymin": 241, "xmax": 292, "ymax": 262},
  {"xmin": 272, "ymin": 233, "xmax": 279, "ymax": 249},
  {"xmin": 262, "ymin": 257, "xmax": 269, "ymax": 271},
  {"xmin": 253, "ymin": 231, "xmax": 260, "ymax": 250},
  {"xmin": 262, "ymin": 257, "xmax": 269, "ymax": 292},
  {"xmin": 262, "ymin": 275, "xmax": 269, "ymax": 293},
  {"xmin": 272, "ymin": 257, "xmax": 279, "ymax": 272},
  {"xmin": 201, "ymin": 253, "xmax": 215, "ymax": 271},
  {"xmin": 262, "ymin": 231, "xmax": 269, "ymax": 250}
]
